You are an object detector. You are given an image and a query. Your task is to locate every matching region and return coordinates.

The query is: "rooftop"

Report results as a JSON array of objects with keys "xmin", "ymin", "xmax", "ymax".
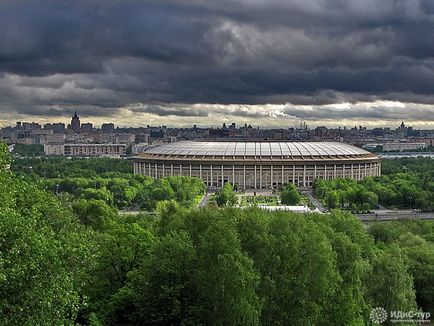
[{"xmin": 144, "ymin": 141, "xmax": 372, "ymax": 158}]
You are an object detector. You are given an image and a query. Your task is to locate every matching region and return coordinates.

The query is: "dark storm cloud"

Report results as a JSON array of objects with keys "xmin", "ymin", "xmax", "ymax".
[
  {"xmin": 0, "ymin": 0, "xmax": 434, "ymax": 124},
  {"xmin": 130, "ymin": 104, "xmax": 209, "ymax": 117},
  {"xmin": 13, "ymin": 105, "xmax": 114, "ymax": 118},
  {"xmin": 128, "ymin": 103, "xmax": 273, "ymax": 118},
  {"xmin": 282, "ymin": 102, "xmax": 434, "ymax": 122}
]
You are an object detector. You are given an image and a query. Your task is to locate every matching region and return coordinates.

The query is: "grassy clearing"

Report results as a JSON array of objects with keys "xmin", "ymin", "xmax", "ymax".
[{"xmin": 239, "ymin": 195, "xmax": 280, "ymax": 207}]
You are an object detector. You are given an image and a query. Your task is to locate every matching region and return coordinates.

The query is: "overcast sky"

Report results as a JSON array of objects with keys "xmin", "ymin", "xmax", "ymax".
[{"xmin": 1, "ymin": 0, "xmax": 434, "ymax": 128}]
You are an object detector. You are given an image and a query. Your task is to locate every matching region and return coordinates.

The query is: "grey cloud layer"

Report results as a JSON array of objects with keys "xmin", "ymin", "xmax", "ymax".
[
  {"xmin": 125, "ymin": 102, "xmax": 434, "ymax": 123},
  {"xmin": 0, "ymin": 0, "xmax": 434, "ymax": 125}
]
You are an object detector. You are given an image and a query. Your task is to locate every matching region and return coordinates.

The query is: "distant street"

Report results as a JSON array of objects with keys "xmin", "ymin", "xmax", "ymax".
[
  {"xmin": 198, "ymin": 191, "xmax": 212, "ymax": 208},
  {"xmin": 357, "ymin": 212, "xmax": 434, "ymax": 223},
  {"xmin": 299, "ymin": 189, "xmax": 326, "ymax": 212}
]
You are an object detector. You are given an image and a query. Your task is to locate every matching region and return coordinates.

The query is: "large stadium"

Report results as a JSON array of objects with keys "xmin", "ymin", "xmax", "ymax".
[{"xmin": 133, "ymin": 141, "xmax": 381, "ymax": 189}]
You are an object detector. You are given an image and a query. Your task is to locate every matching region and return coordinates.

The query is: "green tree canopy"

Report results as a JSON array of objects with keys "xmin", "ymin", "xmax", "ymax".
[
  {"xmin": 215, "ymin": 182, "xmax": 237, "ymax": 206},
  {"xmin": 0, "ymin": 149, "xmax": 95, "ymax": 325},
  {"xmin": 280, "ymin": 183, "xmax": 301, "ymax": 205}
]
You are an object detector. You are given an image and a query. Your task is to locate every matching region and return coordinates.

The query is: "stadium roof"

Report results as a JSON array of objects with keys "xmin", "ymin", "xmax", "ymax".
[{"xmin": 144, "ymin": 141, "xmax": 372, "ymax": 159}]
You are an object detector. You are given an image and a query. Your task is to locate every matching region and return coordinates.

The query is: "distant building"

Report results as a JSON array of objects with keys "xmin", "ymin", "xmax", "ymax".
[
  {"xmin": 208, "ymin": 128, "xmax": 230, "ymax": 138},
  {"xmin": 136, "ymin": 133, "xmax": 150, "ymax": 144},
  {"xmin": 53, "ymin": 122, "xmax": 66, "ymax": 133},
  {"xmin": 44, "ymin": 143, "xmax": 126, "ymax": 157},
  {"xmin": 43, "ymin": 133, "xmax": 65, "ymax": 144},
  {"xmin": 101, "ymin": 123, "xmax": 115, "ymax": 132},
  {"xmin": 314, "ymin": 126, "xmax": 328, "ymax": 138},
  {"xmin": 150, "ymin": 130, "xmax": 165, "ymax": 138},
  {"xmin": 81, "ymin": 122, "xmax": 93, "ymax": 133},
  {"xmin": 407, "ymin": 137, "xmax": 434, "ymax": 147},
  {"xmin": 99, "ymin": 133, "xmax": 135, "ymax": 145},
  {"xmin": 44, "ymin": 122, "xmax": 66, "ymax": 133},
  {"xmin": 132, "ymin": 143, "xmax": 149, "ymax": 154},
  {"xmin": 70, "ymin": 111, "xmax": 81, "ymax": 133},
  {"xmin": 43, "ymin": 144, "xmax": 64, "ymax": 155},
  {"xmin": 22, "ymin": 122, "xmax": 41, "ymax": 130},
  {"xmin": 116, "ymin": 133, "xmax": 135, "ymax": 145},
  {"xmin": 14, "ymin": 138, "xmax": 35, "ymax": 145},
  {"xmin": 383, "ymin": 142, "xmax": 426, "ymax": 152},
  {"xmin": 363, "ymin": 142, "xmax": 427, "ymax": 152}
]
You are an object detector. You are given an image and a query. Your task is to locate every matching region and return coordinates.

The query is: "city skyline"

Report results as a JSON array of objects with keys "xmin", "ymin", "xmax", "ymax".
[
  {"xmin": 2, "ymin": 108, "xmax": 430, "ymax": 131},
  {"xmin": 1, "ymin": 1, "xmax": 434, "ymax": 127},
  {"xmin": 2, "ymin": 102, "xmax": 434, "ymax": 130}
]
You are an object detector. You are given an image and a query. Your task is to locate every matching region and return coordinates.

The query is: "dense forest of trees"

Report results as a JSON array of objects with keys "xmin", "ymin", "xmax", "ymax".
[
  {"xmin": 381, "ymin": 157, "xmax": 434, "ymax": 175},
  {"xmin": 12, "ymin": 157, "xmax": 205, "ymax": 210},
  {"xmin": 314, "ymin": 158, "xmax": 434, "ymax": 211},
  {"xmin": 2, "ymin": 146, "xmax": 434, "ymax": 324},
  {"xmin": 11, "ymin": 144, "xmax": 44, "ymax": 157},
  {"xmin": 12, "ymin": 156, "xmax": 134, "ymax": 177}
]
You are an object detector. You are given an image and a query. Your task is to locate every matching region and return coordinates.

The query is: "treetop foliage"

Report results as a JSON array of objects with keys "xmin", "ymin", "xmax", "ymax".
[
  {"xmin": 2, "ymin": 150, "xmax": 434, "ymax": 325},
  {"xmin": 215, "ymin": 182, "xmax": 237, "ymax": 206},
  {"xmin": 0, "ymin": 142, "xmax": 11, "ymax": 170},
  {"xmin": 381, "ymin": 157, "xmax": 434, "ymax": 175},
  {"xmin": 0, "ymin": 146, "xmax": 96, "ymax": 325},
  {"xmin": 314, "ymin": 158, "xmax": 434, "ymax": 211},
  {"xmin": 12, "ymin": 156, "xmax": 133, "ymax": 178},
  {"xmin": 11, "ymin": 144, "xmax": 44, "ymax": 157},
  {"xmin": 280, "ymin": 183, "xmax": 301, "ymax": 205},
  {"xmin": 12, "ymin": 157, "xmax": 206, "ymax": 211},
  {"xmin": 314, "ymin": 172, "xmax": 434, "ymax": 211}
]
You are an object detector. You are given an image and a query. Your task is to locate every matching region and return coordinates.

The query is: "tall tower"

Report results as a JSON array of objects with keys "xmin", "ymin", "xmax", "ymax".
[{"xmin": 70, "ymin": 111, "xmax": 81, "ymax": 133}]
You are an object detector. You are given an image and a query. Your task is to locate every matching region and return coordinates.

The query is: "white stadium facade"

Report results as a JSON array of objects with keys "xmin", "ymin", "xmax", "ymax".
[{"xmin": 133, "ymin": 141, "xmax": 381, "ymax": 189}]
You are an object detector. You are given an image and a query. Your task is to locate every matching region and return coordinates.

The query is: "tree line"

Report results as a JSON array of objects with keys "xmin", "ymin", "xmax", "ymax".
[
  {"xmin": 12, "ymin": 157, "xmax": 205, "ymax": 211},
  {"xmin": 12, "ymin": 156, "xmax": 133, "ymax": 177},
  {"xmin": 314, "ymin": 160, "xmax": 434, "ymax": 211}
]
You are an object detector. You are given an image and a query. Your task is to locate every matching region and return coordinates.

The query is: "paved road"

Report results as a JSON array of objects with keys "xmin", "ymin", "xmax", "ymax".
[
  {"xmin": 357, "ymin": 212, "xmax": 434, "ymax": 222},
  {"xmin": 119, "ymin": 210, "xmax": 140, "ymax": 215},
  {"xmin": 198, "ymin": 192, "xmax": 212, "ymax": 208},
  {"xmin": 300, "ymin": 189, "xmax": 326, "ymax": 212}
]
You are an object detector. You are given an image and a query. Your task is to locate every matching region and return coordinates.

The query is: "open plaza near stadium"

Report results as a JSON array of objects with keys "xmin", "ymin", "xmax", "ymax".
[{"xmin": 133, "ymin": 141, "xmax": 381, "ymax": 189}]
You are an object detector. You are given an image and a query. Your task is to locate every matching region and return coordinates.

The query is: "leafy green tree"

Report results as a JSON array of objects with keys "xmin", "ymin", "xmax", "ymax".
[
  {"xmin": 0, "ymin": 142, "xmax": 11, "ymax": 170},
  {"xmin": 0, "ymin": 153, "xmax": 94, "ymax": 325},
  {"xmin": 314, "ymin": 211, "xmax": 376, "ymax": 325},
  {"xmin": 84, "ymin": 218, "xmax": 154, "ymax": 324},
  {"xmin": 81, "ymin": 187, "xmax": 114, "ymax": 204},
  {"xmin": 4, "ymin": 143, "xmax": 434, "ymax": 325},
  {"xmin": 366, "ymin": 244, "xmax": 417, "ymax": 323},
  {"xmin": 369, "ymin": 221, "xmax": 434, "ymax": 313},
  {"xmin": 195, "ymin": 216, "xmax": 261, "ymax": 325},
  {"xmin": 110, "ymin": 231, "xmax": 200, "ymax": 325},
  {"xmin": 236, "ymin": 209, "xmax": 376, "ymax": 325},
  {"xmin": 215, "ymin": 182, "xmax": 237, "ymax": 206},
  {"xmin": 326, "ymin": 191, "xmax": 340, "ymax": 209},
  {"xmin": 399, "ymin": 233, "xmax": 434, "ymax": 313},
  {"xmin": 259, "ymin": 213, "xmax": 339, "ymax": 325},
  {"xmin": 312, "ymin": 163, "xmax": 434, "ymax": 210},
  {"xmin": 280, "ymin": 183, "xmax": 301, "ymax": 205},
  {"xmin": 72, "ymin": 199, "xmax": 117, "ymax": 230}
]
